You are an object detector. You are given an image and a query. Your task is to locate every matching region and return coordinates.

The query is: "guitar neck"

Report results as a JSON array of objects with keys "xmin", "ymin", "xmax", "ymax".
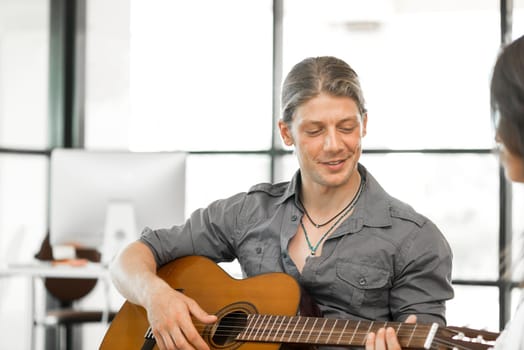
[{"xmin": 236, "ymin": 315, "xmax": 436, "ymax": 349}]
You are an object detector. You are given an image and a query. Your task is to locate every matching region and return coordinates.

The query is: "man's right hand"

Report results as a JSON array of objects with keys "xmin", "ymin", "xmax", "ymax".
[
  {"xmin": 109, "ymin": 241, "xmax": 217, "ymax": 350},
  {"xmin": 145, "ymin": 283, "xmax": 217, "ymax": 350}
]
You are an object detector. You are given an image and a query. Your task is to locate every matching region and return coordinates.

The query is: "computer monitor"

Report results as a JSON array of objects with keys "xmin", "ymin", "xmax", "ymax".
[{"xmin": 49, "ymin": 149, "xmax": 186, "ymax": 261}]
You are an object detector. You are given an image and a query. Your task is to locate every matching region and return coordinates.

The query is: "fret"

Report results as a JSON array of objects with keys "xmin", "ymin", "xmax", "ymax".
[
  {"xmin": 278, "ymin": 316, "xmax": 290, "ymax": 342},
  {"xmin": 265, "ymin": 315, "xmax": 279, "ymax": 342},
  {"xmin": 337, "ymin": 319, "xmax": 349, "ymax": 345},
  {"xmin": 327, "ymin": 319, "xmax": 337, "ymax": 344},
  {"xmin": 274, "ymin": 316, "xmax": 285, "ymax": 342},
  {"xmin": 349, "ymin": 320, "xmax": 361, "ymax": 344},
  {"xmin": 253, "ymin": 315, "xmax": 266, "ymax": 341},
  {"xmin": 287, "ymin": 316, "xmax": 300, "ymax": 343},
  {"xmin": 243, "ymin": 314, "xmax": 257, "ymax": 340},
  {"xmin": 362, "ymin": 321, "xmax": 374, "ymax": 345},
  {"xmin": 297, "ymin": 316, "xmax": 309, "ymax": 342},
  {"xmin": 406, "ymin": 323, "xmax": 417, "ymax": 348},
  {"xmin": 304, "ymin": 318, "xmax": 318, "ymax": 343},
  {"xmin": 315, "ymin": 318, "xmax": 328, "ymax": 344},
  {"xmin": 259, "ymin": 315, "xmax": 273, "ymax": 341}
]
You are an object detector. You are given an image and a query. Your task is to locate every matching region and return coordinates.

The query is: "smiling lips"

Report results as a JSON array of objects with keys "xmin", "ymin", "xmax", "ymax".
[{"xmin": 320, "ymin": 159, "xmax": 346, "ymax": 171}]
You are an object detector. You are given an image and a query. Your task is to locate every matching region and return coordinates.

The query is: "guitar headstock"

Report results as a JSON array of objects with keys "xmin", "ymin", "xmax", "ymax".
[{"xmin": 433, "ymin": 326, "xmax": 499, "ymax": 350}]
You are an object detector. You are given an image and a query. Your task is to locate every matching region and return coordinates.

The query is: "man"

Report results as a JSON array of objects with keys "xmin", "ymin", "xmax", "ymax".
[{"xmin": 110, "ymin": 56, "xmax": 454, "ymax": 350}]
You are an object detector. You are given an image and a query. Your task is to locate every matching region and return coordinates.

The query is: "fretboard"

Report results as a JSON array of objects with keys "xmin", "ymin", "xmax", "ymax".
[{"xmin": 236, "ymin": 315, "xmax": 438, "ymax": 349}]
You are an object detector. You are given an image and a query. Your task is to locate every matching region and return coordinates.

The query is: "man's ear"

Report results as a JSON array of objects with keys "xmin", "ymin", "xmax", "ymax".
[
  {"xmin": 361, "ymin": 113, "xmax": 368, "ymax": 137},
  {"xmin": 278, "ymin": 119, "xmax": 294, "ymax": 146}
]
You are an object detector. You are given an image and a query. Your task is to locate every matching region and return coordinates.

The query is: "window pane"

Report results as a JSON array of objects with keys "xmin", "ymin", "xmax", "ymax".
[
  {"xmin": 0, "ymin": 154, "xmax": 48, "ymax": 350},
  {"xmin": 447, "ymin": 285, "xmax": 499, "ymax": 332},
  {"xmin": 274, "ymin": 153, "xmax": 298, "ymax": 183},
  {"xmin": 515, "ymin": 0, "xmax": 524, "ymax": 39},
  {"xmin": 362, "ymin": 153, "xmax": 500, "ymax": 280},
  {"xmin": 0, "ymin": 0, "xmax": 49, "ymax": 149},
  {"xmin": 84, "ymin": 0, "xmax": 131, "ymax": 150},
  {"xmin": 283, "ymin": 0, "xmax": 499, "ymax": 149},
  {"xmin": 511, "ymin": 287, "xmax": 523, "ymax": 320},
  {"xmin": 85, "ymin": 0, "xmax": 274, "ymax": 151},
  {"xmin": 185, "ymin": 154, "xmax": 270, "ymax": 216},
  {"xmin": 0, "ymin": 154, "xmax": 47, "ymax": 258}
]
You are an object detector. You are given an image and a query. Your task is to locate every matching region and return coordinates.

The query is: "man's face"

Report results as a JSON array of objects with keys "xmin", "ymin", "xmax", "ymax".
[{"xmin": 279, "ymin": 93, "xmax": 367, "ymax": 191}]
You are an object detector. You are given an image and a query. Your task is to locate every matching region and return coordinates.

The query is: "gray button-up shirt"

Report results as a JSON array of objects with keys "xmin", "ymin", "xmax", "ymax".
[{"xmin": 140, "ymin": 164, "xmax": 453, "ymax": 326}]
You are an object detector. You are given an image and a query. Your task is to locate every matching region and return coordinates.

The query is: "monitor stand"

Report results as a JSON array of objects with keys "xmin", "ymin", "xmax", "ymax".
[{"xmin": 101, "ymin": 201, "xmax": 137, "ymax": 264}]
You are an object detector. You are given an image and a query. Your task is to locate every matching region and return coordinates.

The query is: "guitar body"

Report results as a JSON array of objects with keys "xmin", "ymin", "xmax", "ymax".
[{"xmin": 100, "ymin": 256, "xmax": 302, "ymax": 350}]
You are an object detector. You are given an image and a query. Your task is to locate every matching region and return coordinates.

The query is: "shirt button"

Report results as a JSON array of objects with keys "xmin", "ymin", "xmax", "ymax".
[
  {"xmin": 359, "ymin": 278, "xmax": 366, "ymax": 286},
  {"xmin": 255, "ymin": 247, "xmax": 262, "ymax": 254},
  {"xmin": 291, "ymin": 215, "xmax": 298, "ymax": 221}
]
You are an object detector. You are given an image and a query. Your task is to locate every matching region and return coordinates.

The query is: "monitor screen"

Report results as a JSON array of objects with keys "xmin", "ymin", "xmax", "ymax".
[{"xmin": 49, "ymin": 149, "xmax": 186, "ymax": 261}]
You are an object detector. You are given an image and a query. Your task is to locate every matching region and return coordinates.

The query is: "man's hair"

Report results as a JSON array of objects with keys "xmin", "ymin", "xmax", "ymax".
[
  {"xmin": 490, "ymin": 34, "xmax": 524, "ymax": 159},
  {"xmin": 281, "ymin": 56, "xmax": 367, "ymax": 124}
]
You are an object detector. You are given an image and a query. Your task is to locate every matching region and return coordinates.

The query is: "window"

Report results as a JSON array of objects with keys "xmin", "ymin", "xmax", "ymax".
[
  {"xmin": 0, "ymin": 3, "xmax": 518, "ymax": 349},
  {"xmin": 0, "ymin": 1, "xmax": 50, "ymax": 349},
  {"xmin": 82, "ymin": 0, "xmax": 520, "ymax": 332}
]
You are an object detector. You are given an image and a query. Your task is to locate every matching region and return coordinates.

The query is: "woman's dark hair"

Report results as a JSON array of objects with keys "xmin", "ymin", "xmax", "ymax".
[
  {"xmin": 281, "ymin": 56, "xmax": 367, "ymax": 125},
  {"xmin": 490, "ymin": 35, "xmax": 524, "ymax": 159}
]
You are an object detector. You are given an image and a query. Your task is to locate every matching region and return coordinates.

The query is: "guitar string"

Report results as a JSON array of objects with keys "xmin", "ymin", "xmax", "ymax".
[
  {"xmin": 194, "ymin": 326, "xmax": 436, "ymax": 337},
  {"xmin": 191, "ymin": 322, "xmax": 435, "ymax": 338},
  {"xmin": 190, "ymin": 327, "xmax": 490, "ymax": 350},
  {"xmin": 431, "ymin": 336, "xmax": 492, "ymax": 350},
  {"xmin": 191, "ymin": 318, "xmax": 435, "ymax": 334},
  {"xmin": 193, "ymin": 327, "xmax": 487, "ymax": 350},
  {"xmin": 187, "ymin": 320, "xmax": 491, "ymax": 350}
]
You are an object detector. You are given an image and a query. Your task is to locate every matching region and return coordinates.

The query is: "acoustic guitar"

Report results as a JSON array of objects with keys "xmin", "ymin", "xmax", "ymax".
[{"xmin": 100, "ymin": 256, "xmax": 498, "ymax": 350}]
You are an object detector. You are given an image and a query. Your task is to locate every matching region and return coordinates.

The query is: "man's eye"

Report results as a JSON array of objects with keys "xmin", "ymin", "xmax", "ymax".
[
  {"xmin": 339, "ymin": 127, "xmax": 355, "ymax": 133},
  {"xmin": 305, "ymin": 129, "xmax": 321, "ymax": 135}
]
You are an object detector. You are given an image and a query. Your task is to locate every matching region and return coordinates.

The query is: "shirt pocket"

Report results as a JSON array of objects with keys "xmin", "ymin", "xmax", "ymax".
[{"xmin": 334, "ymin": 261, "xmax": 391, "ymax": 310}]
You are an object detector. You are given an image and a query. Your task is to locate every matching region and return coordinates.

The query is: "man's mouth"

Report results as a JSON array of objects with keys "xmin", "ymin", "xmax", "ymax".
[{"xmin": 322, "ymin": 159, "xmax": 344, "ymax": 166}]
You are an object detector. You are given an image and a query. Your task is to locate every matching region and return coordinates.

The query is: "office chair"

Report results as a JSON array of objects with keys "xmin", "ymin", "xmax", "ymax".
[{"xmin": 34, "ymin": 233, "xmax": 117, "ymax": 350}]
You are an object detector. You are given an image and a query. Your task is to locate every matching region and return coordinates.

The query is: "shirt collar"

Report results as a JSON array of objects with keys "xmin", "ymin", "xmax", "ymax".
[
  {"xmin": 354, "ymin": 164, "xmax": 392, "ymax": 228},
  {"xmin": 276, "ymin": 164, "xmax": 393, "ymax": 229},
  {"xmin": 275, "ymin": 170, "xmax": 301, "ymax": 205}
]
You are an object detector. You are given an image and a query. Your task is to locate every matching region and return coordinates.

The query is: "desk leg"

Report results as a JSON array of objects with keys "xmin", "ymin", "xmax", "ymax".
[{"xmin": 102, "ymin": 276, "xmax": 111, "ymax": 323}]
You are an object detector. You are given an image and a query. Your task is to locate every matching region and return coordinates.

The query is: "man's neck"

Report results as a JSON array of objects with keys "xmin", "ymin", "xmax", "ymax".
[{"xmin": 299, "ymin": 171, "xmax": 362, "ymax": 215}]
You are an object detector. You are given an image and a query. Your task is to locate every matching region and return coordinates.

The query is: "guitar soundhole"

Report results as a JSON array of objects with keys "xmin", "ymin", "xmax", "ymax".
[
  {"xmin": 205, "ymin": 301, "xmax": 257, "ymax": 350},
  {"xmin": 212, "ymin": 311, "xmax": 247, "ymax": 346}
]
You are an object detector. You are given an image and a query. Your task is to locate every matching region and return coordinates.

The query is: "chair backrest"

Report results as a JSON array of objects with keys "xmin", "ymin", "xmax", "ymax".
[{"xmin": 34, "ymin": 232, "xmax": 100, "ymax": 304}]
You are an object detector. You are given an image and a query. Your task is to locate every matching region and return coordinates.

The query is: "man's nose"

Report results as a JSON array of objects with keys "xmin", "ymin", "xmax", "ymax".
[{"xmin": 324, "ymin": 129, "xmax": 342, "ymax": 151}]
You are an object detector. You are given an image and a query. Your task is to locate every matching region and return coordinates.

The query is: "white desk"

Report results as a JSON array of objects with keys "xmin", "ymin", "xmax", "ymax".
[
  {"xmin": 0, "ymin": 261, "xmax": 112, "ymax": 350},
  {"xmin": 0, "ymin": 260, "xmax": 109, "ymax": 279}
]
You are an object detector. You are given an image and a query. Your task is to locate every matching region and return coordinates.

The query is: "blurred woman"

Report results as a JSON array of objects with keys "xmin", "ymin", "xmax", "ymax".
[{"xmin": 490, "ymin": 34, "xmax": 524, "ymax": 350}]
